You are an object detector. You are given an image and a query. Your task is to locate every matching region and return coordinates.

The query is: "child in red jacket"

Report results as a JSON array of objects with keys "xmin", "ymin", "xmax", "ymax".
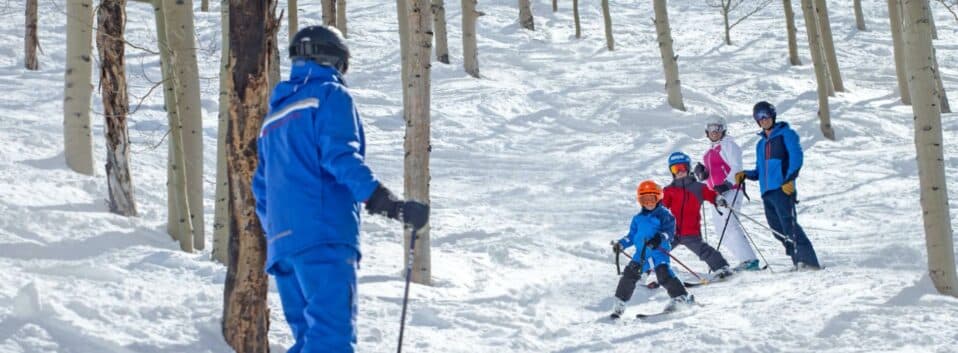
[{"xmin": 662, "ymin": 152, "xmax": 733, "ymax": 279}]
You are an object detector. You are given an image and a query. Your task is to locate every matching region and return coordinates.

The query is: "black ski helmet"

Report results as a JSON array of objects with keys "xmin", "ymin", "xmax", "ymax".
[
  {"xmin": 752, "ymin": 101, "xmax": 777, "ymax": 124},
  {"xmin": 289, "ymin": 25, "xmax": 350, "ymax": 74}
]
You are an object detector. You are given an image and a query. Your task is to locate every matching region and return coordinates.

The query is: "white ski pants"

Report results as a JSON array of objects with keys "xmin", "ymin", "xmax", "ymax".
[{"xmin": 710, "ymin": 189, "xmax": 757, "ymax": 263}]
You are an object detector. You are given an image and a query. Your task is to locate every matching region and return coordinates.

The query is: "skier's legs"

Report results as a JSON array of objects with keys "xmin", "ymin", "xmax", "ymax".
[
  {"xmin": 272, "ymin": 259, "xmax": 308, "ymax": 353},
  {"xmin": 292, "ymin": 245, "xmax": 359, "ymax": 353},
  {"xmin": 615, "ymin": 261, "xmax": 643, "ymax": 302},
  {"xmin": 773, "ymin": 192, "xmax": 821, "ymax": 268},
  {"xmin": 678, "ymin": 235, "xmax": 729, "ymax": 271},
  {"xmin": 712, "ymin": 189, "xmax": 757, "ymax": 262},
  {"xmin": 762, "ymin": 195, "xmax": 795, "ymax": 261},
  {"xmin": 654, "ymin": 264, "xmax": 687, "ymax": 298}
]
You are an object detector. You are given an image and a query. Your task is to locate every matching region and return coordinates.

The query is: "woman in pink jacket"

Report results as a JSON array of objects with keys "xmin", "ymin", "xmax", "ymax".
[{"xmin": 697, "ymin": 116, "xmax": 760, "ymax": 271}]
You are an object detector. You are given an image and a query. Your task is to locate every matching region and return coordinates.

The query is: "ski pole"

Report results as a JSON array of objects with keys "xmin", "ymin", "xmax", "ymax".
[
  {"xmin": 615, "ymin": 245, "xmax": 622, "ymax": 275},
  {"xmin": 716, "ymin": 186, "xmax": 743, "ymax": 251},
  {"xmin": 728, "ymin": 208, "xmax": 795, "ymax": 246},
  {"xmin": 701, "ymin": 204, "xmax": 708, "ymax": 244},
  {"xmin": 397, "ymin": 228, "xmax": 418, "ymax": 353},
  {"xmin": 660, "ymin": 248, "xmax": 706, "ymax": 283},
  {"xmin": 736, "ymin": 216, "xmax": 775, "ymax": 273}
]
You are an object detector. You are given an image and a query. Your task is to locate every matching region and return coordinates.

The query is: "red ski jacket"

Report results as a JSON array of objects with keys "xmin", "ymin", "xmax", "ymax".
[{"xmin": 662, "ymin": 177, "xmax": 717, "ymax": 237}]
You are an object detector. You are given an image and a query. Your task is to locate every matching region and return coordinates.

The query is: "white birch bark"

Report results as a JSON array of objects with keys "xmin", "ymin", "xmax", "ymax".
[
  {"xmin": 801, "ymin": 0, "xmax": 834, "ymax": 139},
  {"xmin": 404, "ymin": 0, "xmax": 433, "ymax": 285},
  {"xmin": 64, "ymin": 0, "xmax": 96, "ymax": 176},
  {"xmin": 653, "ymin": 0, "xmax": 686, "ymax": 111}
]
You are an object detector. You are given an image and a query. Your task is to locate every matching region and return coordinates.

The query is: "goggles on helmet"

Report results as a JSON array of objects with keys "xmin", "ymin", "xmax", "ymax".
[
  {"xmin": 753, "ymin": 111, "xmax": 773, "ymax": 121},
  {"xmin": 706, "ymin": 124, "xmax": 725, "ymax": 133}
]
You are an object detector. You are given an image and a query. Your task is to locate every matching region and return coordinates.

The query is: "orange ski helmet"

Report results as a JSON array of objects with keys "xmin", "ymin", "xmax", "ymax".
[{"xmin": 636, "ymin": 180, "xmax": 663, "ymax": 205}]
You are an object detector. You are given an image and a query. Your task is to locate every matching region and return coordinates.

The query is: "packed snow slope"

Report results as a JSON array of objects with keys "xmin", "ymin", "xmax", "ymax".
[{"xmin": 2, "ymin": 0, "xmax": 958, "ymax": 352}]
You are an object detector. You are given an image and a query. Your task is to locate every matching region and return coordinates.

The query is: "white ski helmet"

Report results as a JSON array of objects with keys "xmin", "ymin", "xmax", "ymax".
[{"xmin": 705, "ymin": 115, "xmax": 727, "ymax": 132}]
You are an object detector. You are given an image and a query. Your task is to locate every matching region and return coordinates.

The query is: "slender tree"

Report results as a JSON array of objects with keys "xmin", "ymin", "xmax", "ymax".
[
  {"xmin": 163, "ymin": 0, "xmax": 204, "ymax": 251},
  {"xmin": 928, "ymin": 2, "xmax": 938, "ymax": 38},
  {"xmin": 25, "ymin": 0, "xmax": 39, "ymax": 70},
  {"xmin": 553, "ymin": 0, "xmax": 558, "ymax": 12},
  {"xmin": 289, "ymin": 0, "xmax": 297, "ymax": 37},
  {"xmin": 902, "ymin": 0, "xmax": 958, "ymax": 298},
  {"xmin": 403, "ymin": 0, "xmax": 434, "ymax": 285},
  {"xmin": 323, "ymin": 0, "xmax": 336, "ymax": 26},
  {"xmin": 519, "ymin": 0, "xmax": 534, "ymax": 30},
  {"xmin": 462, "ymin": 0, "xmax": 480, "ymax": 77},
  {"xmin": 573, "ymin": 0, "xmax": 581, "ymax": 38},
  {"xmin": 889, "ymin": 0, "xmax": 911, "ymax": 104},
  {"xmin": 337, "ymin": 0, "xmax": 347, "ymax": 36},
  {"xmin": 800, "ymin": 0, "xmax": 834, "ymax": 139},
  {"xmin": 708, "ymin": 0, "xmax": 772, "ymax": 46},
  {"xmin": 97, "ymin": 0, "xmax": 137, "ymax": 216},
  {"xmin": 653, "ymin": 0, "xmax": 686, "ymax": 111},
  {"xmin": 433, "ymin": 0, "xmax": 450, "ymax": 63},
  {"xmin": 602, "ymin": 0, "xmax": 614, "ymax": 50},
  {"xmin": 814, "ymin": 0, "xmax": 844, "ymax": 93},
  {"xmin": 64, "ymin": 0, "xmax": 96, "ymax": 175},
  {"xmin": 932, "ymin": 48, "xmax": 951, "ymax": 113},
  {"xmin": 854, "ymin": 0, "xmax": 866, "ymax": 30},
  {"xmin": 222, "ymin": 0, "xmax": 277, "ymax": 351},
  {"xmin": 202, "ymin": 0, "xmax": 209, "ymax": 11},
  {"xmin": 784, "ymin": 0, "xmax": 802, "ymax": 65},
  {"xmin": 213, "ymin": 0, "xmax": 231, "ymax": 265}
]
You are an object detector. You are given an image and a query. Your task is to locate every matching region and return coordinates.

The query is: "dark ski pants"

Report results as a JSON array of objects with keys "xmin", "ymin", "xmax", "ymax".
[
  {"xmin": 762, "ymin": 189, "xmax": 820, "ymax": 268},
  {"xmin": 672, "ymin": 235, "xmax": 729, "ymax": 271},
  {"xmin": 270, "ymin": 244, "xmax": 358, "ymax": 353},
  {"xmin": 615, "ymin": 261, "xmax": 687, "ymax": 301}
]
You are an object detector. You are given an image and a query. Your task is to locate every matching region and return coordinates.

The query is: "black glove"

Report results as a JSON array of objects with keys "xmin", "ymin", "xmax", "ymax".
[
  {"xmin": 400, "ymin": 200, "xmax": 429, "ymax": 230},
  {"xmin": 693, "ymin": 163, "xmax": 709, "ymax": 182},
  {"xmin": 714, "ymin": 181, "xmax": 731, "ymax": 194},
  {"xmin": 647, "ymin": 233, "xmax": 664, "ymax": 249},
  {"xmin": 611, "ymin": 240, "xmax": 623, "ymax": 254}
]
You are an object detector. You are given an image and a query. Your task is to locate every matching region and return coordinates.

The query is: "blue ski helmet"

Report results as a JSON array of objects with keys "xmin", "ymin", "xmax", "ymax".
[
  {"xmin": 668, "ymin": 152, "xmax": 691, "ymax": 167},
  {"xmin": 753, "ymin": 101, "xmax": 777, "ymax": 123},
  {"xmin": 289, "ymin": 25, "xmax": 350, "ymax": 74}
]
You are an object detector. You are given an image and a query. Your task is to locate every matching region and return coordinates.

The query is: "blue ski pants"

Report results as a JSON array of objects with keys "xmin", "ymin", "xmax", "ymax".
[
  {"xmin": 762, "ymin": 189, "xmax": 820, "ymax": 268},
  {"xmin": 269, "ymin": 244, "xmax": 359, "ymax": 353}
]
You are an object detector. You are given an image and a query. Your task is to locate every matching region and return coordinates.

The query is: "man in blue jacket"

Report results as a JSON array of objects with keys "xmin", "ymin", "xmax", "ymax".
[
  {"xmin": 736, "ymin": 101, "xmax": 820, "ymax": 269},
  {"xmin": 252, "ymin": 26, "xmax": 429, "ymax": 353}
]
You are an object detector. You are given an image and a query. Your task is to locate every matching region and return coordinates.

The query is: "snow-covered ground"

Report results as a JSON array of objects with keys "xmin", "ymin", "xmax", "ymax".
[{"xmin": 2, "ymin": 0, "xmax": 958, "ymax": 352}]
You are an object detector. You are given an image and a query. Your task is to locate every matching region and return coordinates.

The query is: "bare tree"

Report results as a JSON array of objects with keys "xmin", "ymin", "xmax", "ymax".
[
  {"xmin": 337, "ymin": 0, "xmax": 347, "ymax": 36},
  {"xmin": 889, "ymin": 0, "xmax": 911, "ymax": 104},
  {"xmin": 783, "ymin": 0, "xmax": 801, "ymax": 65},
  {"xmin": 902, "ymin": 0, "xmax": 958, "ymax": 298},
  {"xmin": 573, "ymin": 0, "xmax": 581, "ymax": 38},
  {"xmin": 323, "ymin": 0, "xmax": 336, "ymax": 27},
  {"xmin": 403, "ymin": 0, "xmax": 433, "ymax": 285},
  {"xmin": 163, "ymin": 0, "xmax": 204, "ymax": 251},
  {"xmin": 64, "ymin": 0, "xmax": 96, "ymax": 175},
  {"xmin": 433, "ymin": 0, "xmax": 450, "ymax": 63},
  {"xmin": 928, "ymin": 2, "xmax": 938, "ymax": 38},
  {"xmin": 653, "ymin": 0, "xmax": 686, "ymax": 111},
  {"xmin": 602, "ymin": 0, "xmax": 614, "ymax": 50},
  {"xmin": 462, "ymin": 0, "xmax": 480, "ymax": 77},
  {"xmin": 933, "ymin": 48, "xmax": 951, "ymax": 113},
  {"xmin": 814, "ymin": 0, "xmax": 844, "ymax": 93},
  {"xmin": 800, "ymin": 0, "xmax": 833, "ymax": 139},
  {"xmin": 519, "ymin": 0, "xmax": 534, "ymax": 30},
  {"xmin": 222, "ymin": 0, "xmax": 277, "ymax": 351},
  {"xmin": 289, "ymin": 0, "xmax": 297, "ymax": 37},
  {"xmin": 25, "ymin": 0, "xmax": 39, "ymax": 70},
  {"xmin": 97, "ymin": 0, "xmax": 137, "ymax": 216},
  {"xmin": 707, "ymin": 0, "xmax": 772, "ymax": 45},
  {"xmin": 936, "ymin": 0, "xmax": 958, "ymax": 21},
  {"xmin": 212, "ymin": 0, "xmax": 230, "ymax": 265},
  {"xmin": 854, "ymin": 0, "xmax": 866, "ymax": 30},
  {"xmin": 202, "ymin": 0, "xmax": 209, "ymax": 12},
  {"xmin": 553, "ymin": 0, "xmax": 557, "ymax": 12}
]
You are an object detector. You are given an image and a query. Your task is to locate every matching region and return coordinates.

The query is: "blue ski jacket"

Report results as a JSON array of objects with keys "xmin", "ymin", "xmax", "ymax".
[
  {"xmin": 253, "ymin": 61, "xmax": 380, "ymax": 272},
  {"xmin": 617, "ymin": 203, "xmax": 676, "ymax": 260},
  {"xmin": 744, "ymin": 122, "xmax": 803, "ymax": 195}
]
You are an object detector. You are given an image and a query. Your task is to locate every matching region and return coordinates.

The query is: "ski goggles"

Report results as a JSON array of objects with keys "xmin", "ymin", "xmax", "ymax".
[
  {"xmin": 638, "ymin": 194, "xmax": 659, "ymax": 206},
  {"xmin": 669, "ymin": 163, "xmax": 689, "ymax": 175},
  {"xmin": 706, "ymin": 124, "xmax": 725, "ymax": 133},
  {"xmin": 753, "ymin": 111, "xmax": 773, "ymax": 121}
]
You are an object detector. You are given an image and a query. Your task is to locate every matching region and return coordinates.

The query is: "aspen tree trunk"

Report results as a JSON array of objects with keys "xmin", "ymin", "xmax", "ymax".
[
  {"xmin": 902, "ymin": 0, "xmax": 958, "ymax": 298},
  {"xmin": 323, "ymin": 0, "xmax": 336, "ymax": 27},
  {"xmin": 202, "ymin": 0, "xmax": 209, "ymax": 12},
  {"xmin": 97, "ymin": 0, "xmax": 137, "ymax": 217},
  {"xmin": 289, "ymin": 0, "xmax": 297, "ymax": 37},
  {"xmin": 64, "ymin": 0, "xmax": 95, "ymax": 176},
  {"xmin": 653, "ymin": 0, "xmax": 686, "ymax": 111},
  {"xmin": 928, "ymin": 2, "xmax": 937, "ymax": 39},
  {"xmin": 462, "ymin": 0, "xmax": 480, "ymax": 77},
  {"xmin": 163, "ymin": 0, "xmax": 204, "ymax": 251},
  {"xmin": 433, "ymin": 0, "xmax": 450, "ymax": 63},
  {"xmin": 269, "ymin": 36, "xmax": 280, "ymax": 89},
  {"xmin": 212, "ymin": 0, "xmax": 231, "ymax": 265},
  {"xmin": 222, "ymin": 0, "xmax": 276, "ymax": 350},
  {"xmin": 519, "ymin": 0, "xmax": 534, "ymax": 30},
  {"xmin": 25, "ymin": 0, "xmax": 39, "ymax": 70},
  {"xmin": 602, "ymin": 0, "xmax": 614, "ymax": 50},
  {"xmin": 723, "ymin": 2, "xmax": 732, "ymax": 45},
  {"xmin": 573, "ymin": 0, "xmax": 581, "ymax": 38},
  {"xmin": 404, "ymin": 0, "xmax": 433, "ymax": 286},
  {"xmin": 814, "ymin": 0, "xmax": 844, "ymax": 93},
  {"xmin": 801, "ymin": 0, "xmax": 834, "ymax": 139},
  {"xmin": 889, "ymin": 0, "xmax": 910, "ymax": 104},
  {"xmin": 784, "ymin": 0, "xmax": 802, "ymax": 65},
  {"xmin": 854, "ymin": 0, "xmax": 866, "ymax": 30},
  {"xmin": 337, "ymin": 0, "xmax": 347, "ymax": 36},
  {"xmin": 398, "ymin": 0, "xmax": 411, "ymax": 109},
  {"xmin": 933, "ymin": 48, "xmax": 951, "ymax": 113},
  {"xmin": 553, "ymin": 0, "xmax": 557, "ymax": 12}
]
